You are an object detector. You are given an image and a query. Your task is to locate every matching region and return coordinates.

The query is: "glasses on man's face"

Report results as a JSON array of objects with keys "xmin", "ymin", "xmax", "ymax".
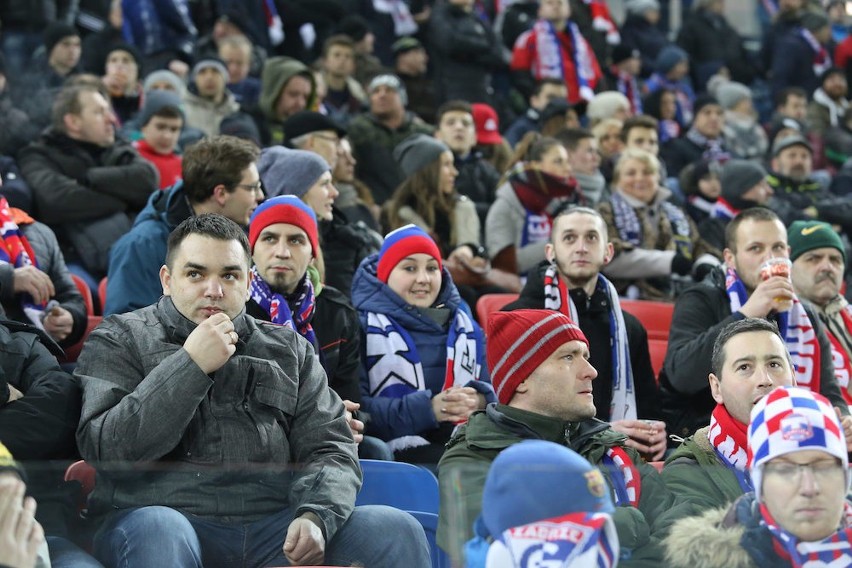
[
  {"xmin": 763, "ymin": 459, "xmax": 844, "ymax": 483},
  {"xmin": 238, "ymin": 182, "xmax": 263, "ymax": 194}
]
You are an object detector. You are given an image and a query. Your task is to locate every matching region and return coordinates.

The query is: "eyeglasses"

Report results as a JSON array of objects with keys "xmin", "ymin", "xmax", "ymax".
[
  {"xmin": 763, "ymin": 460, "xmax": 844, "ymax": 482},
  {"xmin": 238, "ymin": 182, "xmax": 263, "ymax": 194}
]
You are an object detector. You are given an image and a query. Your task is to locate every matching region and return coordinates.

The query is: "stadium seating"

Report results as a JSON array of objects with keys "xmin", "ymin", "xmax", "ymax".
[
  {"xmin": 475, "ymin": 293, "xmax": 519, "ymax": 327},
  {"xmin": 71, "ymin": 274, "xmax": 94, "ymax": 317},
  {"xmin": 620, "ymin": 299, "xmax": 674, "ymax": 341}
]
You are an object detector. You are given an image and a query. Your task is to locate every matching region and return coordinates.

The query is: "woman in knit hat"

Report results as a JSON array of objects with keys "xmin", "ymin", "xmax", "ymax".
[
  {"xmin": 485, "ymin": 133, "xmax": 586, "ymax": 276},
  {"xmin": 384, "ymin": 133, "xmax": 482, "ymax": 265},
  {"xmin": 258, "ymin": 146, "xmax": 339, "ymax": 222},
  {"xmin": 350, "ymin": 224, "xmax": 494, "ymax": 465},
  {"xmin": 597, "ymin": 148, "xmax": 722, "ymax": 300}
]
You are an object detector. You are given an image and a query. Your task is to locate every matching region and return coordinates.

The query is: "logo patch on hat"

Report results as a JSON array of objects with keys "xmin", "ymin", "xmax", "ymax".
[
  {"xmin": 584, "ymin": 469, "xmax": 606, "ymax": 498},
  {"xmin": 780, "ymin": 413, "xmax": 814, "ymax": 442},
  {"xmin": 801, "ymin": 225, "xmax": 825, "ymax": 236},
  {"xmin": 485, "ymin": 118, "xmax": 497, "ymax": 132}
]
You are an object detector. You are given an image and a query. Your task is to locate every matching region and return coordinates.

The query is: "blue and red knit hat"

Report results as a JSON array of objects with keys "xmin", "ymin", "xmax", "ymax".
[
  {"xmin": 376, "ymin": 224, "xmax": 442, "ymax": 283},
  {"xmin": 248, "ymin": 195, "xmax": 318, "ymax": 256},
  {"xmin": 748, "ymin": 386, "xmax": 849, "ymax": 501}
]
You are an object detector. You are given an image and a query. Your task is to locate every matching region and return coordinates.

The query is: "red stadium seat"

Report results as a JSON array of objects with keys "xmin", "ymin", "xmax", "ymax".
[
  {"xmin": 620, "ymin": 299, "xmax": 674, "ymax": 341},
  {"xmin": 64, "ymin": 460, "xmax": 96, "ymax": 513},
  {"xmin": 71, "ymin": 274, "xmax": 94, "ymax": 317},
  {"xmin": 61, "ymin": 316, "xmax": 102, "ymax": 363},
  {"xmin": 98, "ymin": 277, "xmax": 108, "ymax": 315},
  {"xmin": 648, "ymin": 338, "xmax": 667, "ymax": 382},
  {"xmin": 475, "ymin": 293, "xmax": 519, "ymax": 327}
]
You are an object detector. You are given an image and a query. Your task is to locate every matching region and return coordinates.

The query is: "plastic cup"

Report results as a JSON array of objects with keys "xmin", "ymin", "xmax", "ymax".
[{"xmin": 759, "ymin": 257, "xmax": 793, "ymax": 311}]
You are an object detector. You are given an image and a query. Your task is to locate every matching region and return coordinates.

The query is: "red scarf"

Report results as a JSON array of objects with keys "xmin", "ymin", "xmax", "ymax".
[
  {"xmin": 826, "ymin": 306, "xmax": 852, "ymax": 405},
  {"xmin": 708, "ymin": 403, "xmax": 749, "ymax": 470},
  {"xmin": 509, "ymin": 166, "xmax": 583, "ymax": 214}
]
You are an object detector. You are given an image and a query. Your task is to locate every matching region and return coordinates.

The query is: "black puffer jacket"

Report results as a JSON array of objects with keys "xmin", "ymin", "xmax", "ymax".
[{"xmin": 320, "ymin": 207, "xmax": 381, "ymax": 299}]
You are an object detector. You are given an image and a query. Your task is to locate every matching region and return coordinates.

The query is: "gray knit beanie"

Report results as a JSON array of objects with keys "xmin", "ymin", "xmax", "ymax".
[
  {"xmin": 143, "ymin": 70, "xmax": 187, "ymax": 98},
  {"xmin": 716, "ymin": 82, "xmax": 752, "ymax": 111},
  {"xmin": 626, "ymin": 0, "xmax": 660, "ymax": 15},
  {"xmin": 393, "ymin": 134, "xmax": 449, "ymax": 178},
  {"xmin": 259, "ymin": 147, "xmax": 330, "ymax": 198},
  {"xmin": 720, "ymin": 159, "xmax": 767, "ymax": 200}
]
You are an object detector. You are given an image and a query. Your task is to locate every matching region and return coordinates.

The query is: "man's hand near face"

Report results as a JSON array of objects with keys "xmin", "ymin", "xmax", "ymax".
[
  {"xmin": 283, "ymin": 512, "xmax": 325, "ymax": 566},
  {"xmin": 183, "ymin": 312, "xmax": 238, "ymax": 374},
  {"xmin": 740, "ymin": 276, "xmax": 795, "ymax": 318}
]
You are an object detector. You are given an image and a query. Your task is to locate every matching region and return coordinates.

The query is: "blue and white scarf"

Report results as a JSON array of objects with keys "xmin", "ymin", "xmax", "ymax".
[
  {"xmin": 366, "ymin": 308, "xmax": 481, "ymax": 451},
  {"xmin": 543, "ymin": 266, "xmax": 636, "ymax": 421},
  {"xmin": 532, "ymin": 20, "xmax": 595, "ymax": 101},
  {"xmin": 610, "ymin": 191, "xmax": 693, "ymax": 259},
  {"xmin": 249, "ymin": 266, "xmax": 319, "ymax": 358}
]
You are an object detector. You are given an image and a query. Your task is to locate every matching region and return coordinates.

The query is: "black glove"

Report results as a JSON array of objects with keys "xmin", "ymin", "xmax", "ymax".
[{"xmin": 671, "ymin": 253, "xmax": 693, "ymax": 276}]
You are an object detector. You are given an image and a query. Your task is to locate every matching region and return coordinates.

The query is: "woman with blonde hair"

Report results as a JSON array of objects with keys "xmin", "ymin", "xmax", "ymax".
[{"xmin": 598, "ymin": 148, "xmax": 720, "ymax": 300}]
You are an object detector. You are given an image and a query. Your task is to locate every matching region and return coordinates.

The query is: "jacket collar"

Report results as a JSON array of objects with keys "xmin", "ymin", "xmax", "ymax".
[{"xmin": 157, "ymin": 296, "xmax": 250, "ymax": 345}]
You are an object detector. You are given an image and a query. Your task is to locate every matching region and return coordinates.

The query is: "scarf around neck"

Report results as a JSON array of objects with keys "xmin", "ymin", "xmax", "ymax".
[
  {"xmin": 685, "ymin": 127, "xmax": 731, "ymax": 164},
  {"xmin": 365, "ymin": 306, "xmax": 481, "ymax": 451},
  {"xmin": 249, "ymin": 265, "xmax": 318, "ymax": 357},
  {"xmin": 710, "ymin": 196, "xmax": 741, "ymax": 220},
  {"xmin": 761, "ymin": 500, "xmax": 852, "ymax": 567},
  {"xmin": 531, "ymin": 19, "xmax": 595, "ymax": 101},
  {"xmin": 0, "ymin": 198, "xmax": 46, "ymax": 328},
  {"xmin": 812, "ymin": 87, "xmax": 848, "ymax": 128},
  {"xmin": 510, "ymin": 167, "xmax": 583, "ymax": 249},
  {"xmin": 610, "ymin": 191, "xmax": 693, "ymax": 258},
  {"xmin": 800, "ymin": 27, "xmax": 832, "ymax": 79},
  {"xmin": 708, "ymin": 403, "xmax": 753, "ymax": 493},
  {"xmin": 824, "ymin": 303, "xmax": 852, "ymax": 405},
  {"xmin": 613, "ymin": 67, "xmax": 642, "ymax": 114},
  {"xmin": 543, "ymin": 265, "xmax": 636, "ymax": 421},
  {"xmin": 725, "ymin": 267, "xmax": 821, "ymax": 392}
]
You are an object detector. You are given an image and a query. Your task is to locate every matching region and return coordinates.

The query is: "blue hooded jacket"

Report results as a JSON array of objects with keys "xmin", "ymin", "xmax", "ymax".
[{"xmin": 351, "ymin": 254, "xmax": 493, "ymax": 441}]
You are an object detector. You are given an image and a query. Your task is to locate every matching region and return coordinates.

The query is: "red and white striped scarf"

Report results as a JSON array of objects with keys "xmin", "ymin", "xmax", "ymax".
[
  {"xmin": 601, "ymin": 446, "xmax": 640, "ymax": 507},
  {"xmin": 762, "ymin": 500, "xmax": 852, "ymax": 567},
  {"xmin": 708, "ymin": 403, "xmax": 749, "ymax": 471},
  {"xmin": 825, "ymin": 304, "xmax": 852, "ymax": 406}
]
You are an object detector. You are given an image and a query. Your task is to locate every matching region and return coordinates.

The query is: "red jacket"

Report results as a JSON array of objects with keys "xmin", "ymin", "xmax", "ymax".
[{"xmin": 134, "ymin": 140, "xmax": 182, "ymax": 190}]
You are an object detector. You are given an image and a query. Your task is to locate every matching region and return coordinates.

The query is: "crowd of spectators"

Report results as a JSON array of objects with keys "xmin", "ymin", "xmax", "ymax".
[{"xmin": 4, "ymin": 0, "xmax": 852, "ymax": 566}]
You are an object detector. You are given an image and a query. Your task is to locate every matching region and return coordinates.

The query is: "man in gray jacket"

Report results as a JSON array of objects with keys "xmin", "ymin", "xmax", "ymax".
[{"xmin": 75, "ymin": 214, "xmax": 429, "ymax": 567}]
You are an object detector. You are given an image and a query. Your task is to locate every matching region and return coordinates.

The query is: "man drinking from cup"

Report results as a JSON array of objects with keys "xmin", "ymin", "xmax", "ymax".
[{"xmin": 657, "ymin": 207, "xmax": 851, "ymax": 444}]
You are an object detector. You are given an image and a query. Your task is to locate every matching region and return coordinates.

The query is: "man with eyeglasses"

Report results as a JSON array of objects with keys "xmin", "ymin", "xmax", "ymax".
[
  {"xmin": 105, "ymin": 135, "xmax": 264, "ymax": 315},
  {"xmin": 665, "ymin": 386, "xmax": 852, "ymax": 567}
]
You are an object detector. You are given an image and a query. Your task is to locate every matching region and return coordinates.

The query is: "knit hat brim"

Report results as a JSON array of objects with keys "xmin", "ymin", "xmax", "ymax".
[
  {"xmin": 377, "ymin": 224, "xmax": 442, "ymax": 282},
  {"xmin": 249, "ymin": 195, "xmax": 319, "ymax": 256}
]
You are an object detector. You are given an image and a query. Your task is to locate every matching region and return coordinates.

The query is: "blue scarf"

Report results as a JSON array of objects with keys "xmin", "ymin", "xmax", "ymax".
[{"xmin": 365, "ymin": 307, "xmax": 481, "ymax": 451}]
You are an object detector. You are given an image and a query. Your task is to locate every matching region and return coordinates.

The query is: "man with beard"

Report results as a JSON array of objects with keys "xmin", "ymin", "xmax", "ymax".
[
  {"xmin": 767, "ymin": 135, "xmax": 852, "ymax": 236},
  {"xmin": 503, "ymin": 207, "xmax": 664, "ymax": 459},
  {"xmin": 807, "ymin": 67, "xmax": 849, "ymax": 136},
  {"xmin": 660, "ymin": 207, "xmax": 851, "ymax": 441},
  {"xmin": 245, "ymin": 196, "xmax": 391, "ymax": 460},
  {"xmin": 789, "ymin": 220, "xmax": 852, "ymax": 406}
]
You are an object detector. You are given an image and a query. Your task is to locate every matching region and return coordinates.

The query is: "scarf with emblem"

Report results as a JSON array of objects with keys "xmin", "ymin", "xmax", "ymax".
[
  {"xmin": 725, "ymin": 267, "xmax": 821, "ymax": 392},
  {"xmin": 543, "ymin": 265, "xmax": 636, "ymax": 420},
  {"xmin": 249, "ymin": 265, "xmax": 318, "ymax": 358},
  {"xmin": 0, "ymin": 199, "xmax": 46, "ymax": 328},
  {"xmin": 610, "ymin": 191, "xmax": 693, "ymax": 259},
  {"xmin": 509, "ymin": 167, "xmax": 584, "ymax": 250},
  {"xmin": 761, "ymin": 500, "xmax": 852, "ymax": 567},
  {"xmin": 708, "ymin": 403, "xmax": 753, "ymax": 492},
  {"xmin": 365, "ymin": 306, "xmax": 481, "ymax": 451}
]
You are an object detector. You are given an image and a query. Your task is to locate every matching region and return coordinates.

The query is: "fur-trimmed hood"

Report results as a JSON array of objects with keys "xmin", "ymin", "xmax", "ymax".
[{"xmin": 663, "ymin": 504, "xmax": 757, "ymax": 568}]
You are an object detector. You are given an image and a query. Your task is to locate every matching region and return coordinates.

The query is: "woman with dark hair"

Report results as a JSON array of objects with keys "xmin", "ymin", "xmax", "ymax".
[
  {"xmin": 485, "ymin": 133, "xmax": 586, "ymax": 275},
  {"xmin": 384, "ymin": 134, "xmax": 483, "ymax": 264},
  {"xmin": 643, "ymin": 87, "xmax": 682, "ymax": 144}
]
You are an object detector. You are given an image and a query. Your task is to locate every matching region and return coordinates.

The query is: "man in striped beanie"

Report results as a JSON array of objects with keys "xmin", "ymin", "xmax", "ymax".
[{"xmin": 437, "ymin": 309, "xmax": 676, "ymax": 565}]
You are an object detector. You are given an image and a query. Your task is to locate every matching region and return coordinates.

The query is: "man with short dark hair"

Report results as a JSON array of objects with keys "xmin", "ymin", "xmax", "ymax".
[
  {"xmin": 392, "ymin": 37, "xmax": 436, "ymax": 124},
  {"xmin": 789, "ymin": 220, "xmax": 852, "ymax": 405},
  {"xmin": 504, "ymin": 207, "xmax": 663, "ymax": 457},
  {"xmin": 655, "ymin": 318, "xmax": 796, "ymax": 535},
  {"xmin": 77, "ymin": 214, "xmax": 430, "ymax": 567},
  {"xmin": 437, "ymin": 308, "xmax": 674, "ymax": 565},
  {"xmin": 183, "ymin": 57, "xmax": 240, "ymax": 137},
  {"xmin": 660, "ymin": 207, "xmax": 850, "ymax": 441},
  {"xmin": 660, "ymin": 95, "xmax": 732, "ymax": 177},
  {"xmin": 808, "ymin": 67, "xmax": 849, "ymax": 135},
  {"xmin": 105, "ymin": 135, "xmax": 262, "ymax": 315},
  {"xmin": 435, "ymin": 100, "xmax": 500, "ymax": 226},
  {"xmin": 504, "ymin": 79, "xmax": 568, "ymax": 147},
  {"xmin": 556, "ymin": 127, "xmax": 606, "ymax": 204},
  {"xmin": 18, "ymin": 84, "xmax": 159, "ymax": 287},
  {"xmin": 320, "ymin": 35, "xmax": 367, "ymax": 126}
]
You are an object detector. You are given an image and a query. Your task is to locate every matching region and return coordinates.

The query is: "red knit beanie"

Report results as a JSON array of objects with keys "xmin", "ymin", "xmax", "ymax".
[
  {"xmin": 377, "ymin": 224, "xmax": 442, "ymax": 283},
  {"xmin": 487, "ymin": 310, "xmax": 589, "ymax": 405}
]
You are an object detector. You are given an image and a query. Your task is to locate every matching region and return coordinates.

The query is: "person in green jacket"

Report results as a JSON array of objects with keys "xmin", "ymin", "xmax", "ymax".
[
  {"xmin": 437, "ymin": 308, "xmax": 675, "ymax": 567},
  {"xmin": 656, "ymin": 317, "xmax": 796, "ymax": 534}
]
